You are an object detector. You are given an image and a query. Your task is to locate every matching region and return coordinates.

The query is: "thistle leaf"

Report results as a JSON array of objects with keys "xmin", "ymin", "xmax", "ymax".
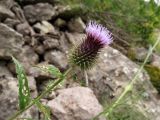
[
  {"xmin": 35, "ymin": 100, "xmax": 51, "ymax": 120},
  {"xmin": 37, "ymin": 65, "xmax": 62, "ymax": 78},
  {"xmin": 12, "ymin": 56, "xmax": 31, "ymax": 110}
]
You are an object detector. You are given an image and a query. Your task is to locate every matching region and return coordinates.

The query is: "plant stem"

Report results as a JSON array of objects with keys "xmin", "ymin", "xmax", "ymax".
[
  {"xmin": 84, "ymin": 70, "xmax": 89, "ymax": 86},
  {"xmin": 93, "ymin": 36, "xmax": 160, "ymax": 119},
  {"xmin": 8, "ymin": 67, "xmax": 72, "ymax": 120}
]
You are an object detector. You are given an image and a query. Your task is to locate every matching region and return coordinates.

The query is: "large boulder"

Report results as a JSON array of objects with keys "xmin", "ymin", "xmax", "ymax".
[
  {"xmin": 65, "ymin": 32, "xmax": 160, "ymax": 119},
  {"xmin": 0, "ymin": 23, "xmax": 24, "ymax": 59},
  {"xmin": 47, "ymin": 87, "xmax": 105, "ymax": 120},
  {"xmin": 86, "ymin": 47, "xmax": 160, "ymax": 120}
]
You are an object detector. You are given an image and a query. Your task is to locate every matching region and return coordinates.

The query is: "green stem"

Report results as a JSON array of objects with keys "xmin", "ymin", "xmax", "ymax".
[
  {"xmin": 84, "ymin": 70, "xmax": 89, "ymax": 86},
  {"xmin": 94, "ymin": 36, "xmax": 160, "ymax": 119},
  {"xmin": 8, "ymin": 68, "xmax": 72, "ymax": 120}
]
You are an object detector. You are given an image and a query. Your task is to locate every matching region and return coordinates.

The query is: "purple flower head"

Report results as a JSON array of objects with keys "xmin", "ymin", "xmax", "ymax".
[
  {"xmin": 69, "ymin": 21, "xmax": 113, "ymax": 70},
  {"xmin": 86, "ymin": 21, "xmax": 113, "ymax": 45}
]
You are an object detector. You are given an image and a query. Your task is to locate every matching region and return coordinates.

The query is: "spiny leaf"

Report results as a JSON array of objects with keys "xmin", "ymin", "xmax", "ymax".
[
  {"xmin": 12, "ymin": 56, "xmax": 31, "ymax": 110},
  {"xmin": 35, "ymin": 100, "xmax": 51, "ymax": 120},
  {"xmin": 37, "ymin": 65, "xmax": 62, "ymax": 78}
]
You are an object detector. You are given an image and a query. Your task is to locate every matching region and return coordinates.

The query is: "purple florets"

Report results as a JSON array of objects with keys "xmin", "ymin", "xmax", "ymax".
[
  {"xmin": 86, "ymin": 21, "xmax": 113, "ymax": 45},
  {"xmin": 70, "ymin": 21, "xmax": 113, "ymax": 70}
]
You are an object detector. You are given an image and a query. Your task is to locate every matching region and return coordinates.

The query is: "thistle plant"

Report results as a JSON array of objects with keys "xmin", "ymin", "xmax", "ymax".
[
  {"xmin": 70, "ymin": 21, "xmax": 113, "ymax": 86},
  {"xmin": 70, "ymin": 21, "xmax": 113, "ymax": 70}
]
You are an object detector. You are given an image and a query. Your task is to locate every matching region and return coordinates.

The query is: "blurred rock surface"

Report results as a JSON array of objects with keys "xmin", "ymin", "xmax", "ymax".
[
  {"xmin": 47, "ymin": 87, "xmax": 105, "ymax": 120},
  {"xmin": 23, "ymin": 3, "xmax": 55, "ymax": 23}
]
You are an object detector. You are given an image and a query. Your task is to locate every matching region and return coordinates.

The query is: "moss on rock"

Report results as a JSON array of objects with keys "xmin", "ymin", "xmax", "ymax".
[{"xmin": 145, "ymin": 65, "xmax": 160, "ymax": 93}]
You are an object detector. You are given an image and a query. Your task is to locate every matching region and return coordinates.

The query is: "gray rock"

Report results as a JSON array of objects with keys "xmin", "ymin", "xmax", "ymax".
[
  {"xmin": 130, "ymin": 47, "xmax": 152, "ymax": 62},
  {"xmin": 0, "ymin": 76, "xmax": 38, "ymax": 120},
  {"xmin": 16, "ymin": 0, "xmax": 55, "ymax": 5},
  {"xmin": 0, "ymin": 23, "xmax": 24, "ymax": 59},
  {"xmin": 16, "ymin": 22, "xmax": 32, "ymax": 35},
  {"xmin": 0, "ymin": 0, "xmax": 15, "ymax": 8},
  {"xmin": 60, "ymin": 32, "xmax": 160, "ymax": 119},
  {"xmin": 65, "ymin": 32, "xmax": 85, "ymax": 45},
  {"xmin": 18, "ymin": 45, "xmax": 39, "ymax": 65},
  {"xmin": 23, "ymin": 3, "xmax": 55, "ymax": 23},
  {"xmin": 0, "ymin": 61, "xmax": 13, "ymax": 77},
  {"xmin": 33, "ymin": 21, "xmax": 55, "ymax": 34},
  {"xmin": 44, "ymin": 50, "xmax": 68, "ymax": 70},
  {"xmin": 47, "ymin": 87, "xmax": 105, "ymax": 120},
  {"xmin": 8, "ymin": 46, "xmax": 39, "ymax": 75},
  {"xmin": 0, "ymin": 4, "xmax": 15, "ymax": 21},
  {"xmin": 34, "ymin": 45, "xmax": 45, "ymax": 55},
  {"xmin": 54, "ymin": 18, "xmax": 67, "ymax": 28},
  {"xmin": 4, "ymin": 18, "xmax": 20, "ymax": 28},
  {"xmin": 27, "ymin": 76, "xmax": 38, "ymax": 98},
  {"xmin": 151, "ymin": 53, "xmax": 160, "ymax": 69},
  {"xmin": 18, "ymin": 46, "xmax": 39, "ymax": 73},
  {"xmin": 68, "ymin": 17, "xmax": 86, "ymax": 33},
  {"xmin": 86, "ymin": 47, "xmax": 160, "ymax": 119},
  {"xmin": 43, "ymin": 37, "xmax": 59, "ymax": 50},
  {"xmin": 54, "ymin": 5, "xmax": 83, "ymax": 20},
  {"xmin": 59, "ymin": 32, "xmax": 71, "ymax": 53}
]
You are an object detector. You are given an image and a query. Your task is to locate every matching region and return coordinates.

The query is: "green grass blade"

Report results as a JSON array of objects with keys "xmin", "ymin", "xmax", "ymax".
[
  {"xmin": 35, "ymin": 100, "xmax": 51, "ymax": 120},
  {"xmin": 12, "ymin": 56, "xmax": 31, "ymax": 110}
]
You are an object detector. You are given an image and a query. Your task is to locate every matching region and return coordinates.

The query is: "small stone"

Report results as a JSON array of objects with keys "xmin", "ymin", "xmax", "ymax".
[
  {"xmin": 0, "ymin": 23, "xmax": 24, "ymax": 59},
  {"xmin": 54, "ymin": 18, "xmax": 67, "ymax": 28},
  {"xmin": 0, "ymin": 0, "xmax": 15, "ymax": 8},
  {"xmin": 23, "ymin": 3, "xmax": 55, "ymax": 23},
  {"xmin": 27, "ymin": 76, "xmax": 38, "ymax": 98},
  {"xmin": 8, "ymin": 45, "xmax": 39, "ymax": 74},
  {"xmin": 128, "ymin": 47, "xmax": 152, "ymax": 62},
  {"xmin": 33, "ymin": 21, "xmax": 55, "ymax": 34},
  {"xmin": 34, "ymin": 45, "xmax": 45, "ymax": 55},
  {"xmin": 27, "ymin": 76, "xmax": 37, "ymax": 91},
  {"xmin": 54, "ymin": 5, "xmax": 82, "ymax": 20},
  {"xmin": 0, "ymin": 61, "xmax": 13, "ymax": 77},
  {"xmin": 43, "ymin": 37, "xmax": 59, "ymax": 50},
  {"xmin": 59, "ymin": 32, "xmax": 71, "ymax": 52},
  {"xmin": 68, "ymin": 17, "xmax": 86, "ymax": 33},
  {"xmin": 18, "ymin": 45, "xmax": 39, "ymax": 65},
  {"xmin": 0, "ymin": 4, "xmax": 15, "ymax": 21},
  {"xmin": 4, "ymin": 18, "xmax": 20, "ymax": 28},
  {"xmin": 7, "ymin": 46, "xmax": 39, "ymax": 75},
  {"xmin": 65, "ymin": 32, "xmax": 85, "ymax": 45},
  {"xmin": 44, "ymin": 50, "xmax": 68, "ymax": 70},
  {"xmin": 47, "ymin": 87, "xmax": 105, "ymax": 120},
  {"xmin": 151, "ymin": 53, "xmax": 160, "ymax": 69},
  {"xmin": 16, "ymin": 22, "xmax": 32, "ymax": 35}
]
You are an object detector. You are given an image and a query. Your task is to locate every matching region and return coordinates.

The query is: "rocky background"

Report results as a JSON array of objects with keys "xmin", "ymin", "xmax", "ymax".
[{"xmin": 0, "ymin": 0, "xmax": 160, "ymax": 120}]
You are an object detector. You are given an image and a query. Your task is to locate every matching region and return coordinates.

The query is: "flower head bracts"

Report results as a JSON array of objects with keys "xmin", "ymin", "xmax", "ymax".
[{"xmin": 69, "ymin": 21, "xmax": 113, "ymax": 70}]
